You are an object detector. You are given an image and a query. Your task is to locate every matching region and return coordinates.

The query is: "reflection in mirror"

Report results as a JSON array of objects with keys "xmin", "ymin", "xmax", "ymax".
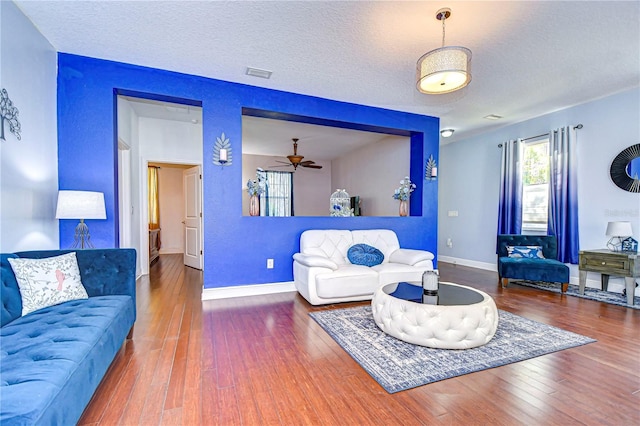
[
  {"xmin": 626, "ymin": 157, "xmax": 640, "ymax": 179},
  {"xmin": 610, "ymin": 143, "xmax": 640, "ymax": 193},
  {"xmin": 242, "ymin": 115, "xmax": 411, "ymax": 216}
]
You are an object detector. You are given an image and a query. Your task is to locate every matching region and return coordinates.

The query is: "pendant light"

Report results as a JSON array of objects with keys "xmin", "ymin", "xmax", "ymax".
[{"xmin": 416, "ymin": 8, "xmax": 472, "ymax": 94}]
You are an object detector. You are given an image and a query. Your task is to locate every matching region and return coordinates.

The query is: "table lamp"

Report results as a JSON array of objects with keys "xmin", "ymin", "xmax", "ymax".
[
  {"xmin": 605, "ymin": 221, "xmax": 633, "ymax": 252},
  {"xmin": 56, "ymin": 190, "xmax": 106, "ymax": 248}
]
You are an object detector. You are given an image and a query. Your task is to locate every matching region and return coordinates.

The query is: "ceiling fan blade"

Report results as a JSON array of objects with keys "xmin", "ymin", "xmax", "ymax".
[
  {"xmin": 275, "ymin": 160, "xmax": 290, "ymax": 164},
  {"xmin": 302, "ymin": 163, "xmax": 323, "ymax": 169},
  {"xmin": 299, "ymin": 160, "xmax": 316, "ymax": 165}
]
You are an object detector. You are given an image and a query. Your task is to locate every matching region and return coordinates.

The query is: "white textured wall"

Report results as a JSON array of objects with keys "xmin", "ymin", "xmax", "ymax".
[
  {"xmin": 438, "ymin": 87, "xmax": 640, "ymax": 295},
  {"xmin": 290, "ymin": 159, "xmax": 332, "ymax": 216},
  {"xmin": 331, "ymin": 136, "xmax": 410, "ymax": 216},
  {"xmin": 117, "ymin": 98, "xmax": 142, "ymax": 276},
  {"xmin": 136, "ymin": 117, "xmax": 202, "ymax": 273},
  {"xmin": 139, "ymin": 117, "xmax": 203, "ymax": 162},
  {"xmin": 0, "ymin": 2, "xmax": 58, "ymax": 252}
]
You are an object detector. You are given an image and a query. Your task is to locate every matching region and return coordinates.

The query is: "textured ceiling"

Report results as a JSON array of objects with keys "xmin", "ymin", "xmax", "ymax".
[{"xmin": 16, "ymin": 1, "xmax": 640, "ymax": 144}]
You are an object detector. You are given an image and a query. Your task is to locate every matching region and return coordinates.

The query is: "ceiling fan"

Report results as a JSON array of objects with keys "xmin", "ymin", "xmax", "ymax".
[{"xmin": 274, "ymin": 138, "xmax": 323, "ymax": 170}]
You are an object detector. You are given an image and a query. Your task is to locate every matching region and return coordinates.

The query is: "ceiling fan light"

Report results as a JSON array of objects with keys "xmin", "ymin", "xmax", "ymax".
[
  {"xmin": 287, "ymin": 154, "xmax": 304, "ymax": 164},
  {"xmin": 417, "ymin": 46, "xmax": 471, "ymax": 94}
]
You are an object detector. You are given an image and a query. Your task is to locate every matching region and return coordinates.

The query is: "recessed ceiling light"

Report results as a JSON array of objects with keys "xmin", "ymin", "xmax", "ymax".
[
  {"xmin": 484, "ymin": 114, "xmax": 503, "ymax": 120},
  {"xmin": 440, "ymin": 129, "xmax": 454, "ymax": 137},
  {"xmin": 246, "ymin": 67, "xmax": 272, "ymax": 79}
]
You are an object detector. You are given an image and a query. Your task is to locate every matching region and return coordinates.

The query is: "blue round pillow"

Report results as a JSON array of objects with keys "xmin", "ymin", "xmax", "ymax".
[{"xmin": 347, "ymin": 244, "xmax": 384, "ymax": 267}]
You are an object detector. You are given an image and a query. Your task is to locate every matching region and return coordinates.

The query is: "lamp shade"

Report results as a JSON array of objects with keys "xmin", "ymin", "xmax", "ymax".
[
  {"xmin": 417, "ymin": 46, "xmax": 472, "ymax": 94},
  {"xmin": 56, "ymin": 190, "xmax": 106, "ymax": 220},
  {"xmin": 605, "ymin": 221, "xmax": 633, "ymax": 237}
]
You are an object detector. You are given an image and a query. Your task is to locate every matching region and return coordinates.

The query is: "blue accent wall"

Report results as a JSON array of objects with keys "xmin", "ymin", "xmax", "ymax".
[{"xmin": 57, "ymin": 53, "xmax": 440, "ymax": 288}]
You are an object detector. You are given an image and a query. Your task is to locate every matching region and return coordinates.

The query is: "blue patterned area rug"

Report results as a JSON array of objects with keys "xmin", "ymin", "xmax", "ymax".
[
  {"xmin": 310, "ymin": 306, "xmax": 595, "ymax": 393},
  {"xmin": 513, "ymin": 281, "xmax": 640, "ymax": 310}
]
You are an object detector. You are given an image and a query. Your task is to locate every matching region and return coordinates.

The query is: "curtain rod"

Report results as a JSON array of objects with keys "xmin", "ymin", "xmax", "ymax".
[{"xmin": 498, "ymin": 124, "xmax": 583, "ymax": 147}]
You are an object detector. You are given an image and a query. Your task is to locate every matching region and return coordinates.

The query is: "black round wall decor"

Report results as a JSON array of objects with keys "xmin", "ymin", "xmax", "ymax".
[{"xmin": 610, "ymin": 143, "xmax": 640, "ymax": 193}]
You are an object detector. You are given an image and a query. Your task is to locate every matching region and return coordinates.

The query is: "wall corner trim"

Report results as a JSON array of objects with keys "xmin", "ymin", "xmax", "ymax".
[{"xmin": 201, "ymin": 281, "xmax": 296, "ymax": 301}]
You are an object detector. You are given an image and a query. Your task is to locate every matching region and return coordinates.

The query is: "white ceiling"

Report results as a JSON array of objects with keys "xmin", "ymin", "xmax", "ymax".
[
  {"xmin": 241, "ymin": 115, "xmax": 406, "ymax": 161},
  {"xmin": 120, "ymin": 95, "xmax": 400, "ymax": 160},
  {"xmin": 17, "ymin": 1, "xmax": 640, "ymax": 145}
]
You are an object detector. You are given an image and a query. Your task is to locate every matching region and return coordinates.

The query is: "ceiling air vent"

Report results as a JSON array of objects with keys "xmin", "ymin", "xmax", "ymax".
[
  {"xmin": 484, "ymin": 114, "xmax": 503, "ymax": 120},
  {"xmin": 246, "ymin": 67, "xmax": 272, "ymax": 79}
]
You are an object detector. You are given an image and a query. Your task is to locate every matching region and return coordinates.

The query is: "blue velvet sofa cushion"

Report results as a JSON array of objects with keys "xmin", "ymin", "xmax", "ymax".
[
  {"xmin": 1, "ymin": 254, "xmax": 22, "ymax": 327},
  {"xmin": 0, "ymin": 248, "xmax": 137, "ymax": 426},
  {"xmin": 498, "ymin": 257, "xmax": 569, "ymax": 283},
  {"xmin": 0, "ymin": 296, "xmax": 135, "ymax": 425}
]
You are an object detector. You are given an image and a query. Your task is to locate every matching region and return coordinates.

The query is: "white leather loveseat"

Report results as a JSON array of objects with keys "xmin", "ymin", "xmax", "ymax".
[{"xmin": 293, "ymin": 229, "xmax": 435, "ymax": 305}]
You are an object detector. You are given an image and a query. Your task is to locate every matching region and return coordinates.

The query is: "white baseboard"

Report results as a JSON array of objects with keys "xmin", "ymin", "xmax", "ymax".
[
  {"xmin": 201, "ymin": 281, "xmax": 296, "ymax": 300},
  {"xmin": 159, "ymin": 248, "xmax": 182, "ymax": 255},
  {"xmin": 438, "ymin": 256, "xmax": 639, "ymax": 295},
  {"xmin": 437, "ymin": 255, "xmax": 497, "ymax": 272}
]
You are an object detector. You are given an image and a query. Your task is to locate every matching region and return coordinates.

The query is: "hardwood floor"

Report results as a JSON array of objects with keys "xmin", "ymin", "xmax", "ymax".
[{"xmin": 79, "ymin": 254, "xmax": 640, "ymax": 425}]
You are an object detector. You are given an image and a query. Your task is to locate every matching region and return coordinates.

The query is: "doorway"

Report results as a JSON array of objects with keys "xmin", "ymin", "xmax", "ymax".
[
  {"xmin": 148, "ymin": 163, "xmax": 203, "ymax": 270},
  {"xmin": 116, "ymin": 94, "xmax": 203, "ymax": 275}
]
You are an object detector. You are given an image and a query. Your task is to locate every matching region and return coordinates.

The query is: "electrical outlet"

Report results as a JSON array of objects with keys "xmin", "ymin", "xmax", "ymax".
[
  {"xmin": 267, "ymin": 258, "xmax": 274, "ymax": 269},
  {"xmin": 447, "ymin": 210, "xmax": 459, "ymax": 217},
  {"xmin": 446, "ymin": 238, "xmax": 453, "ymax": 248}
]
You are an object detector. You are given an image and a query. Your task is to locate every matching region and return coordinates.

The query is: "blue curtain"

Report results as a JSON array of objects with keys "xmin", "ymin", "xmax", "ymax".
[
  {"xmin": 547, "ymin": 126, "xmax": 579, "ymax": 263},
  {"xmin": 497, "ymin": 139, "xmax": 523, "ymax": 235},
  {"xmin": 261, "ymin": 171, "xmax": 293, "ymax": 216}
]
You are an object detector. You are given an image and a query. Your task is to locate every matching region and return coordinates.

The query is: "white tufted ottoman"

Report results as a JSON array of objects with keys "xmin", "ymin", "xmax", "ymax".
[{"xmin": 371, "ymin": 282, "xmax": 499, "ymax": 349}]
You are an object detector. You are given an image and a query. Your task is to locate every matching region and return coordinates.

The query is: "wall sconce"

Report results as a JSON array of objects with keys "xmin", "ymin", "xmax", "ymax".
[
  {"xmin": 425, "ymin": 155, "xmax": 438, "ymax": 180},
  {"xmin": 219, "ymin": 148, "xmax": 229, "ymax": 164},
  {"xmin": 56, "ymin": 190, "xmax": 106, "ymax": 249},
  {"xmin": 606, "ymin": 221, "xmax": 633, "ymax": 251},
  {"xmin": 440, "ymin": 129, "xmax": 454, "ymax": 138},
  {"xmin": 213, "ymin": 132, "xmax": 232, "ymax": 166}
]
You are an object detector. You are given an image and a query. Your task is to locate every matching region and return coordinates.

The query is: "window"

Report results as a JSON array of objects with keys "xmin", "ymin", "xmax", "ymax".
[
  {"xmin": 521, "ymin": 138, "xmax": 549, "ymax": 234},
  {"xmin": 259, "ymin": 170, "xmax": 293, "ymax": 216}
]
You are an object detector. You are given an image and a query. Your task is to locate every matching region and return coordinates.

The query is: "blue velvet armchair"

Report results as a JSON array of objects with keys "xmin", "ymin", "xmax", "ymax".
[{"xmin": 496, "ymin": 235, "xmax": 570, "ymax": 292}]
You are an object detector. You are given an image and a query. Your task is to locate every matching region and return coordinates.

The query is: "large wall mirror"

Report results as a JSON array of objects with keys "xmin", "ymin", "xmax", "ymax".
[
  {"xmin": 610, "ymin": 143, "xmax": 640, "ymax": 193},
  {"xmin": 241, "ymin": 110, "xmax": 413, "ymax": 217}
]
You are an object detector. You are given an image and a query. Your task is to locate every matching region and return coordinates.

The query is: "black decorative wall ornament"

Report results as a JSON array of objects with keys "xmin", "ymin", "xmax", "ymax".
[
  {"xmin": 0, "ymin": 88, "xmax": 21, "ymax": 141},
  {"xmin": 610, "ymin": 143, "xmax": 640, "ymax": 193}
]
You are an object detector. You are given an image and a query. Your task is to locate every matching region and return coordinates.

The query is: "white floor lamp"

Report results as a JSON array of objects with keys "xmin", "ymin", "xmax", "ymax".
[{"xmin": 56, "ymin": 190, "xmax": 106, "ymax": 249}]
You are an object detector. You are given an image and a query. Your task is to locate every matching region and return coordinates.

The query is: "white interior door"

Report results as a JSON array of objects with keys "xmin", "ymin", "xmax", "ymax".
[{"xmin": 183, "ymin": 166, "xmax": 202, "ymax": 269}]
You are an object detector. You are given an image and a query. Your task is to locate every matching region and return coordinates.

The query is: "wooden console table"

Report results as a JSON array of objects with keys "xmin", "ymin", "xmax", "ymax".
[
  {"xmin": 149, "ymin": 229, "xmax": 160, "ymax": 264},
  {"xmin": 578, "ymin": 249, "xmax": 639, "ymax": 306}
]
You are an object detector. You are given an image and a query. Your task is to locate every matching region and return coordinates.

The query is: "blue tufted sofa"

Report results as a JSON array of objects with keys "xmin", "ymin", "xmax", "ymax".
[
  {"xmin": 497, "ymin": 235, "xmax": 570, "ymax": 292},
  {"xmin": 0, "ymin": 249, "xmax": 136, "ymax": 425}
]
